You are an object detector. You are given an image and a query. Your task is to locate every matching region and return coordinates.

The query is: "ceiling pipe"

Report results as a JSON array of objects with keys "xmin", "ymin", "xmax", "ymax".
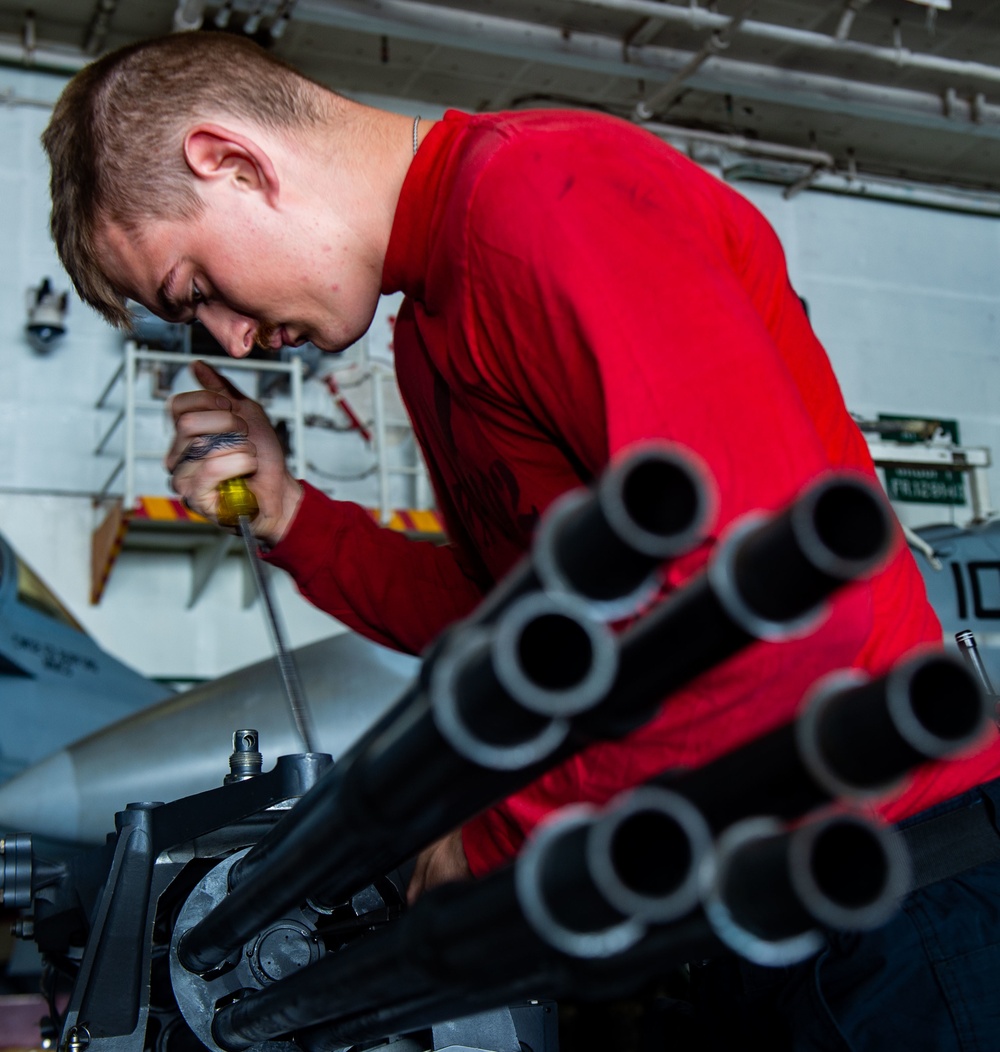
[
  {"xmin": 835, "ymin": 0, "xmax": 873, "ymax": 43},
  {"xmin": 566, "ymin": 0, "xmax": 1000, "ymax": 89},
  {"xmin": 633, "ymin": 0, "xmax": 756, "ymax": 121},
  {"xmin": 642, "ymin": 120, "xmax": 836, "ymax": 169},
  {"xmin": 269, "ymin": 0, "xmax": 299, "ymax": 39},
  {"xmin": 808, "ymin": 168, "xmax": 1000, "ymax": 217},
  {"xmin": 0, "ymin": 86, "xmax": 58, "ymax": 109},
  {"xmin": 0, "ymin": 7, "xmax": 994, "ymax": 219},
  {"xmin": 83, "ymin": 0, "xmax": 119, "ymax": 56},
  {"xmin": 686, "ymin": 51, "xmax": 1000, "ymax": 133},
  {"xmin": 0, "ymin": 5, "xmax": 992, "ymax": 151},
  {"xmin": 645, "ymin": 121, "xmax": 831, "ymax": 202},
  {"xmin": 173, "ymin": 0, "xmax": 206, "ymax": 33},
  {"xmin": 0, "ymin": 35, "xmax": 87, "ymax": 73},
  {"xmin": 295, "ymin": 1, "xmax": 1000, "ymax": 140}
]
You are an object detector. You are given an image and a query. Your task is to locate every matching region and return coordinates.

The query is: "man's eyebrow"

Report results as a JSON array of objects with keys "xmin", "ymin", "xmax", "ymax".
[{"xmin": 156, "ymin": 264, "xmax": 184, "ymax": 321}]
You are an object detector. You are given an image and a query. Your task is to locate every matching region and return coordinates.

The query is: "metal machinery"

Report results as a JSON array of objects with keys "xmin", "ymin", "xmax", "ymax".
[{"xmin": 1, "ymin": 444, "xmax": 992, "ymax": 1052}]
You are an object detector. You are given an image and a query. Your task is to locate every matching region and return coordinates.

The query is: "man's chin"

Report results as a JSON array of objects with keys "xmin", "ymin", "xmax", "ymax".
[{"xmin": 311, "ymin": 336, "xmax": 348, "ymax": 354}]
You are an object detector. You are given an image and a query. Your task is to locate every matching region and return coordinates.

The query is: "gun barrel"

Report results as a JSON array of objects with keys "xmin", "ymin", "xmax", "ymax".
[
  {"xmin": 431, "ymin": 594, "xmax": 618, "ymax": 770},
  {"xmin": 656, "ymin": 651, "xmax": 989, "ymax": 831},
  {"xmin": 210, "ymin": 805, "xmax": 908, "ymax": 1050},
  {"xmin": 516, "ymin": 787, "xmax": 712, "ymax": 958},
  {"xmin": 799, "ymin": 651, "xmax": 988, "ymax": 800},
  {"xmin": 535, "ymin": 444, "xmax": 714, "ymax": 616},
  {"xmin": 471, "ymin": 443, "xmax": 713, "ymax": 626},
  {"xmin": 585, "ymin": 473, "xmax": 895, "ymax": 737},
  {"xmin": 724, "ymin": 474, "xmax": 893, "ymax": 630},
  {"xmin": 704, "ymin": 812, "xmax": 909, "ymax": 966}
]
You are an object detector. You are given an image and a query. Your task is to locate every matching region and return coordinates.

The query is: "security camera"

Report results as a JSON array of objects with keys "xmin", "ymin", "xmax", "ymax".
[{"xmin": 25, "ymin": 278, "xmax": 68, "ymax": 353}]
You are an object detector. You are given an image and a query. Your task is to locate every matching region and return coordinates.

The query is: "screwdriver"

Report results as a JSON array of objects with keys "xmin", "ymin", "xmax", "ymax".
[{"xmin": 215, "ymin": 472, "xmax": 319, "ymax": 755}]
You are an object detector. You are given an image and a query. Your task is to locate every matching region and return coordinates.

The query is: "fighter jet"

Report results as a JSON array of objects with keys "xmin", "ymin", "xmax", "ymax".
[
  {"xmin": 0, "ymin": 531, "xmax": 172, "ymax": 786},
  {"xmin": 909, "ymin": 519, "xmax": 1000, "ymax": 690}
]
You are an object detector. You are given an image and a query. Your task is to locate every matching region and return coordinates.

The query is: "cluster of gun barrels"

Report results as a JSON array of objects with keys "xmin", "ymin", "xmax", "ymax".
[{"xmin": 163, "ymin": 445, "xmax": 988, "ymax": 1052}]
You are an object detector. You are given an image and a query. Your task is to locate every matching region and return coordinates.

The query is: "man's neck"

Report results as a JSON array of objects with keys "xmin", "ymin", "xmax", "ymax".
[{"xmin": 295, "ymin": 100, "xmax": 423, "ymax": 273}]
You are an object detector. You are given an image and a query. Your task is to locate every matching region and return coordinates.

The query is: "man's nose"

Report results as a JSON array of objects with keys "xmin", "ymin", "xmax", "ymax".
[{"xmin": 200, "ymin": 308, "xmax": 254, "ymax": 358}]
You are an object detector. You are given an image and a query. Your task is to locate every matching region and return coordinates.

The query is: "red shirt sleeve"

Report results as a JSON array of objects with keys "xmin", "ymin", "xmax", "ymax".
[{"xmin": 263, "ymin": 481, "xmax": 484, "ymax": 654}]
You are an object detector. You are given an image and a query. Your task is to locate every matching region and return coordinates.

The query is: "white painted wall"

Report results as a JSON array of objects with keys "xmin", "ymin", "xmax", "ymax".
[
  {"xmin": 1, "ymin": 63, "xmax": 998, "ymax": 683},
  {"xmin": 745, "ymin": 182, "xmax": 1000, "ymax": 530}
]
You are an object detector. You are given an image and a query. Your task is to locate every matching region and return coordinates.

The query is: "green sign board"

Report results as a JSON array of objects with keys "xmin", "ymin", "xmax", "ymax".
[
  {"xmin": 883, "ymin": 466, "xmax": 966, "ymax": 506},
  {"xmin": 874, "ymin": 414, "xmax": 960, "ymax": 445},
  {"xmin": 877, "ymin": 414, "xmax": 966, "ymax": 507}
]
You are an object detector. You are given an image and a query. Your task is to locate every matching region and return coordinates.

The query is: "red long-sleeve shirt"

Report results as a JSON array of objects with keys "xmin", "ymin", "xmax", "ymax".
[{"xmin": 268, "ymin": 110, "xmax": 1000, "ymax": 873}]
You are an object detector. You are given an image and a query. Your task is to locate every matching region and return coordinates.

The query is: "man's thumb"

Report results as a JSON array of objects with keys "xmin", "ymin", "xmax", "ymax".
[{"xmin": 192, "ymin": 358, "xmax": 245, "ymax": 399}]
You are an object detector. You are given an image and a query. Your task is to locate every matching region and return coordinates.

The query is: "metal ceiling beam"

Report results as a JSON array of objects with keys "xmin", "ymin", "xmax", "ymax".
[{"xmin": 0, "ymin": 2, "xmax": 996, "ymax": 144}]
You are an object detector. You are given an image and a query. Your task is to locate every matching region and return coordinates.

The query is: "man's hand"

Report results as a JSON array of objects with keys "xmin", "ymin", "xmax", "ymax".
[
  {"xmin": 166, "ymin": 359, "xmax": 303, "ymax": 547},
  {"xmin": 407, "ymin": 829, "xmax": 472, "ymax": 904}
]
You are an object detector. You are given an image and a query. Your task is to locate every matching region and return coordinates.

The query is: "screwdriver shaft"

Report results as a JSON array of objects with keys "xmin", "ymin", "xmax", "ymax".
[
  {"xmin": 180, "ymin": 432, "xmax": 320, "ymax": 753},
  {"xmin": 237, "ymin": 514, "xmax": 319, "ymax": 754}
]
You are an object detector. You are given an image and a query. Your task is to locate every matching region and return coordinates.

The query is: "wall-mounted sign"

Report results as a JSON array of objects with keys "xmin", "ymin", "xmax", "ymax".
[
  {"xmin": 883, "ymin": 466, "xmax": 966, "ymax": 505},
  {"xmin": 877, "ymin": 414, "xmax": 966, "ymax": 506}
]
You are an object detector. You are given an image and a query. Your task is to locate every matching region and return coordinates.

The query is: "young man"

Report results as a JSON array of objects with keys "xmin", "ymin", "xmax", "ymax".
[{"xmin": 43, "ymin": 31, "xmax": 1000, "ymax": 1048}]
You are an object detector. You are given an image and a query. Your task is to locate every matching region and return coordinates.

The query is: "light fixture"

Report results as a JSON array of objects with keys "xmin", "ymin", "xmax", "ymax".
[{"xmin": 25, "ymin": 279, "xmax": 68, "ymax": 353}]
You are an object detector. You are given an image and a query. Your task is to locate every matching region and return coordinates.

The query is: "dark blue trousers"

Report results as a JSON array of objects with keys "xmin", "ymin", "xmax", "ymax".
[{"xmin": 692, "ymin": 783, "xmax": 1000, "ymax": 1051}]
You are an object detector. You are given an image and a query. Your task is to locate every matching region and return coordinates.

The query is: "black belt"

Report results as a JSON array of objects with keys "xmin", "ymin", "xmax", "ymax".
[{"xmin": 900, "ymin": 785, "xmax": 1000, "ymax": 889}]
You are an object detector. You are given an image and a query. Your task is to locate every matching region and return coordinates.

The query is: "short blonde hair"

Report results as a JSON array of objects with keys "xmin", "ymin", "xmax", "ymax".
[{"xmin": 42, "ymin": 32, "xmax": 326, "ymax": 328}]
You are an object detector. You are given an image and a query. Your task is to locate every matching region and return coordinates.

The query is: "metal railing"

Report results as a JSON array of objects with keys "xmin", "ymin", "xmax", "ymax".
[
  {"xmin": 368, "ymin": 360, "xmax": 431, "ymax": 522},
  {"xmin": 94, "ymin": 344, "xmax": 306, "ymax": 510}
]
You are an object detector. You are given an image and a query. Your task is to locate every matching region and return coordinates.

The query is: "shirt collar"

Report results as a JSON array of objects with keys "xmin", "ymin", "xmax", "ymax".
[{"xmin": 382, "ymin": 109, "xmax": 469, "ymax": 302}]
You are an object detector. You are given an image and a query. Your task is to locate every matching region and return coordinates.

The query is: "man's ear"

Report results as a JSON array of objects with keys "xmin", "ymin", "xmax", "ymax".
[{"xmin": 182, "ymin": 123, "xmax": 280, "ymax": 204}]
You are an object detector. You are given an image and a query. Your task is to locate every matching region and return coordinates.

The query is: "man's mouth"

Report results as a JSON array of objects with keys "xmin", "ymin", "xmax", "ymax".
[{"xmin": 254, "ymin": 323, "xmax": 309, "ymax": 350}]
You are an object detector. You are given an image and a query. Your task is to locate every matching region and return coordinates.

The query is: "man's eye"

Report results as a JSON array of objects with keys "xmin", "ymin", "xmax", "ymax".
[{"xmin": 192, "ymin": 281, "xmax": 214, "ymax": 309}]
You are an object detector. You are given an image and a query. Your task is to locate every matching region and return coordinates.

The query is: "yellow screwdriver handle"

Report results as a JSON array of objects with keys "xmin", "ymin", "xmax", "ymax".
[{"xmin": 216, "ymin": 477, "xmax": 260, "ymax": 527}]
